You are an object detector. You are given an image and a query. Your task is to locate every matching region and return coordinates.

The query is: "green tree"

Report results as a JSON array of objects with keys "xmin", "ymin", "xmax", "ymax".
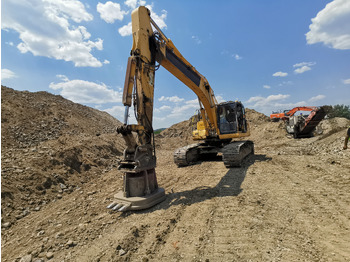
[{"xmin": 326, "ymin": 104, "xmax": 350, "ymax": 119}]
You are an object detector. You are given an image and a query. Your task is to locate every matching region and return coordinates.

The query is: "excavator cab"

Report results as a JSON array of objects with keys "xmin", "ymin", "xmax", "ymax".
[{"xmin": 217, "ymin": 101, "xmax": 247, "ymax": 135}]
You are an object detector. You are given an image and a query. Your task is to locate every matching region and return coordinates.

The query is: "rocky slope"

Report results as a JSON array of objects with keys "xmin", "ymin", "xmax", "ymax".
[{"xmin": 1, "ymin": 86, "xmax": 124, "ymax": 226}]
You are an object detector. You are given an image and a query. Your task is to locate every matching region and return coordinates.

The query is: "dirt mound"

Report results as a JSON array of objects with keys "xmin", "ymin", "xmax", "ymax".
[
  {"xmin": 318, "ymin": 117, "xmax": 350, "ymax": 135},
  {"xmin": 245, "ymin": 108, "xmax": 270, "ymax": 124},
  {"xmin": 156, "ymin": 119, "xmax": 193, "ymax": 150},
  {"xmin": 2, "ymin": 86, "xmax": 120, "ymax": 149},
  {"xmin": 1, "ymin": 86, "xmax": 124, "ymax": 226},
  {"xmin": 159, "ymin": 119, "xmax": 192, "ymax": 139}
]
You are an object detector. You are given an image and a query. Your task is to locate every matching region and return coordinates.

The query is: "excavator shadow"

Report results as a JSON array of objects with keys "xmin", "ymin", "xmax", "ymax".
[{"xmin": 137, "ymin": 154, "xmax": 271, "ymax": 213}]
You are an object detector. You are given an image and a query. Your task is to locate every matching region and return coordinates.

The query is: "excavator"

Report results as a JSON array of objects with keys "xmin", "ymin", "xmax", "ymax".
[
  {"xmin": 283, "ymin": 106, "xmax": 327, "ymax": 138},
  {"xmin": 107, "ymin": 6, "xmax": 254, "ymax": 212},
  {"xmin": 270, "ymin": 109, "xmax": 290, "ymax": 122}
]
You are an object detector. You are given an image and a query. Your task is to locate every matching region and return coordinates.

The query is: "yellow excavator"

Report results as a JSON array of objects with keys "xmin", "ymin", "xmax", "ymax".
[{"xmin": 107, "ymin": 6, "xmax": 254, "ymax": 212}]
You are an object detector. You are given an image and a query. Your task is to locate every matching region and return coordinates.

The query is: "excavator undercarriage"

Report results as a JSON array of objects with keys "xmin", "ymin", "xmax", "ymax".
[{"xmin": 174, "ymin": 140, "xmax": 254, "ymax": 167}]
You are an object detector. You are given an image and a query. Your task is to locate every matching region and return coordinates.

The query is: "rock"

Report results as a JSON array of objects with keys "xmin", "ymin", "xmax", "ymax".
[
  {"xmin": 66, "ymin": 239, "xmax": 76, "ymax": 247},
  {"xmin": 119, "ymin": 249, "xmax": 127, "ymax": 256},
  {"xmin": 19, "ymin": 254, "xmax": 32, "ymax": 262},
  {"xmin": 46, "ymin": 252, "xmax": 54, "ymax": 259},
  {"xmin": 59, "ymin": 183, "xmax": 67, "ymax": 189},
  {"xmin": 16, "ymin": 214, "xmax": 24, "ymax": 220},
  {"xmin": 2, "ymin": 222, "xmax": 11, "ymax": 228},
  {"xmin": 37, "ymin": 230, "xmax": 45, "ymax": 236},
  {"xmin": 55, "ymin": 232, "xmax": 63, "ymax": 238},
  {"xmin": 33, "ymin": 259, "xmax": 45, "ymax": 262}
]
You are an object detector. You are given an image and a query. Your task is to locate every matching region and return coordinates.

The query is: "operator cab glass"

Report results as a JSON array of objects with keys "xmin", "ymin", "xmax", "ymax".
[{"xmin": 217, "ymin": 102, "xmax": 247, "ymax": 135}]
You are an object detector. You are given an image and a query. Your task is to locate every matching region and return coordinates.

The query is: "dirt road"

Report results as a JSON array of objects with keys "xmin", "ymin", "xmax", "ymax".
[{"xmin": 3, "ymin": 134, "xmax": 350, "ymax": 261}]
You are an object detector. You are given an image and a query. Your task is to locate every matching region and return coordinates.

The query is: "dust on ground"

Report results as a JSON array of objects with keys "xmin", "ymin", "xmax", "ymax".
[{"xmin": 2, "ymin": 86, "xmax": 350, "ymax": 261}]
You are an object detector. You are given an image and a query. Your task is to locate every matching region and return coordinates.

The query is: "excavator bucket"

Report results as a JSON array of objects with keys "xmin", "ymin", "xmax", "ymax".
[{"xmin": 107, "ymin": 168, "xmax": 166, "ymax": 212}]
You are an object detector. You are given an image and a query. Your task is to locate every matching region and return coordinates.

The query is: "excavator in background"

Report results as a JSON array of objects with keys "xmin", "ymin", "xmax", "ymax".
[
  {"xmin": 274, "ymin": 106, "xmax": 327, "ymax": 138},
  {"xmin": 270, "ymin": 109, "xmax": 290, "ymax": 122},
  {"xmin": 107, "ymin": 6, "xmax": 254, "ymax": 212}
]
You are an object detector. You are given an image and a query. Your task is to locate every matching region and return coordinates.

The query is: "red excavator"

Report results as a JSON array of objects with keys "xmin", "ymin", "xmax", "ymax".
[
  {"xmin": 270, "ymin": 109, "xmax": 291, "ymax": 122},
  {"xmin": 280, "ymin": 106, "xmax": 327, "ymax": 138}
]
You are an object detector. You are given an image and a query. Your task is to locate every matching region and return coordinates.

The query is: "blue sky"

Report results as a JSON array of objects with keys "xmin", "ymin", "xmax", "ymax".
[{"xmin": 1, "ymin": 0, "xmax": 350, "ymax": 129}]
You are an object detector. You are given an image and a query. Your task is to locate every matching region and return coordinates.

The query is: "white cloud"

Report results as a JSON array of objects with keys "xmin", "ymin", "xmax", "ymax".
[
  {"xmin": 192, "ymin": 35, "xmax": 202, "ymax": 45},
  {"xmin": 56, "ymin": 74, "xmax": 69, "ymax": 82},
  {"xmin": 246, "ymin": 94, "xmax": 291, "ymax": 113},
  {"xmin": 343, "ymin": 78, "xmax": 350, "ymax": 84},
  {"xmin": 147, "ymin": 5, "xmax": 167, "ymax": 30},
  {"xmin": 306, "ymin": 0, "xmax": 350, "ymax": 50},
  {"xmin": 168, "ymin": 99, "xmax": 198, "ymax": 118},
  {"xmin": 233, "ymin": 54, "xmax": 242, "ymax": 60},
  {"xmin": 118, "ymin": 22, "xmax": 132, "ymax": 37},
  {"xmin": 103, "ymin": 59, "xmax": 110, "ymax": 64},
  {"xmin": 263, "ymin": 85, "xmax": 271, "ymax": 89},
  {"xmin": 293, "ymin": 62, "xmax": 316, "ymax": 68},
  {"xmin": 294, "ymin": 66, "xmax": 311, "ymax": 74},
  {"xmin": 49, "ymin": 75, "xmax": 122, "ymax": 104},
  {"xmin": 245, "ymin": 94, "xmax": 319, "ymax": 115},
  {"xmin": 2, "ymin": 0, "xmax": 104, "ymax": 67},
  {"xmin": 246, "ymin": 94, "xmax": 290, "ymax": 107},
  {"xmin": 97, "ymin": 1, "xmax": 126, "ymax": 23},
  {"xmin": 278, "ymin": 81, "xmax": 293, "ymax": 87},
  {"xmin": 125, "ymin": 0, "xmax": 138, "ymax": 9},
  {"xmin": 125, "ymin": 0, "xmax": 146, "ymax": 10},
  {"xmin": 220, "ymin": 50, "xmax": 242, "ymax": 61},
  {"xmin": 118, "ymin": 4, "xmax": 167, "ymax": 37},
  {"xmin": 158, "ymin": 105, "xmax": 171, "ymax": 111},
  {"xmin": 215, "ymin": 95, "xmax": 225, "ymax": 103},
  {"xmin": 293, "ymin": 61, "xmax": 316, "ymax": 74},
  {"xmin": 152, "ymin": 97, "xmax": 200, "ymax": 128},
  {"xmin": 1, "ymin": 68, "xmax": 18, "ymax": 80},
  {"xmin": 104, "ymin": 105, "xmax": 137, "ymax": 124},
  {"xmin": 154, "ymin": 105, "xmax": 171, "ymax": 113},
  {"xmin": 273, "ymin": 101, "xmax": 307, "ymax": 109},
  {"xmin": 273, "ymin": 71, "xmax": 288, "ymax": 77},
  {"xmin": 309, "ymin": 94, "xmax": 326, "ymax": 102},
  {"xmin": 158, "ymin": 95, "xmax": 184, "ymax": 103}
]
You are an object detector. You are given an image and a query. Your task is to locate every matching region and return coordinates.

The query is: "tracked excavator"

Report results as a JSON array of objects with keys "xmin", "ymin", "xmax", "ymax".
[
  {"xmin": 107, "ymin": 6, "xmax": 254, "ymax": 212},
  {"xmin": 283, "ymin": 106, "xmax": 326, "ymax": 138}
]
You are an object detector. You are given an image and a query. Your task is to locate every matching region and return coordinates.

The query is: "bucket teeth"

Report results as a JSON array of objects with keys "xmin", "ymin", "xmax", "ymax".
[
  {"xmin": 112, "ymin": 203, "xmax": 123, "ymax": 211},
  {"xmin": 118, "ymin": 205, "xmax": 130, "ymax": 212},
  {"xmin": 107, "ymin": 202, "xmax": 118, "ymax": 209},
  {"xmin": 107, "ymin": 202, "xmax": 131, "ymax": 212}
]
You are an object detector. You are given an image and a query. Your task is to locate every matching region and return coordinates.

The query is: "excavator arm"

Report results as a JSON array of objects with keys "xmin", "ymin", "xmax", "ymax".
[{"xmin": 122, "ymin": 7, "xmax": 218, "ymax": 138}]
